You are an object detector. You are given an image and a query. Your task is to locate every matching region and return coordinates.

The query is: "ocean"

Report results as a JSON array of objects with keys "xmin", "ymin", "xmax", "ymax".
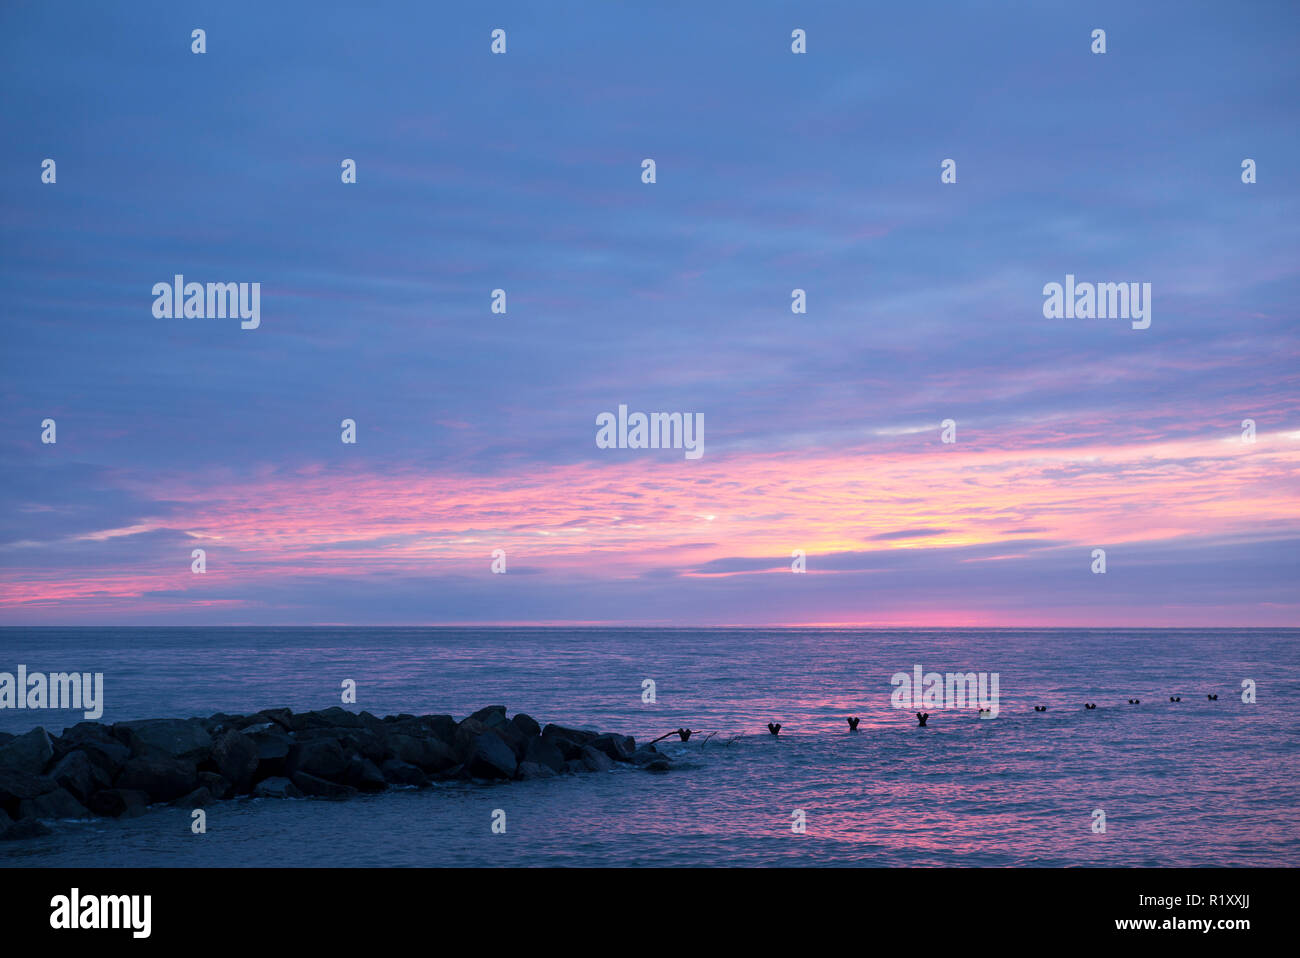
[{"xmin": 1, "ymin": 627, "xmax": 1296, "ymax": 867}]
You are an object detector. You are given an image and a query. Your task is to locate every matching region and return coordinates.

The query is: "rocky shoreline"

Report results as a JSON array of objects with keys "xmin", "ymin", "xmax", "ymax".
[{"xmin": 0, "ymin": 706, "xmax": 670, "ymax": 840}]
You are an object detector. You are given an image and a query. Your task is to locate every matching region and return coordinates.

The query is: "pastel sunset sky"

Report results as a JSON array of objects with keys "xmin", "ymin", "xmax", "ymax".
[{"xmin": 1, "ymin": 1, "xmax": 1297, "ymax": 626}]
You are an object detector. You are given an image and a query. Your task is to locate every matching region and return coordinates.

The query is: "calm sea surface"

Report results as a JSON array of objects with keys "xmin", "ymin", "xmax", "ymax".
[{"xmin": 1, "ymin": 628, "xmax": 1296, "ymax": 866}]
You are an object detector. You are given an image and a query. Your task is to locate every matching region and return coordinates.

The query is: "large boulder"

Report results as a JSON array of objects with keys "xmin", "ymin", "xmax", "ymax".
[
  {"xmin": 466, "ymin": 731, "xmax": 517, "ymax": 780},
  {"xmin": 542, "ymin": 724, "xmax": 599, "ymax": 760},
  {"xmin": 468, "ymin": 705, "xmax": 508, "ymax": 730},
  {"xmin": 516, "ymin": 761, "xmax": 557, "ymax": 780},
  {"xmin": 19, "ymin": 786, "xmax": 90, "ymax": 820},
  {"xmin": 523, "ymin": 737, "xmax": 565, "ymax": 774},
  {"xmin": 210, "ymin": 730, "xmax": 259, "ymax": 793},
  {"xmin": 589, "ymin": 733, "xmax": 636, "ymax": 762},
  {"xmin": 379, "ymin": 759, "xmax": 428, "ymax": 787},
  {"xmin": 579, "ymin": 745, "xmax": 615, "ymax": 773},
  {"xmin": 346, "ymin": 757, "xmax": 388, "ymax": 793},
  {"xmin": 1, "ymin": 818, "xmax": 52, "ymax": 840},
  {"xmin": 252, "ymin": 776, "xmax": 303, "ymax": 799},
  {"xmin": 48, "ymin": 750, "xmax": 109, "ymax": 804},
  {"xmin": 511, "ymin": 713, "xmax": 542, "ymax": 739},
  {"xmin": 290, "ymin": 772, "xmax": 358, "ymax": 800},
  {"xmin": 285, "ymin": 739, "xmax": 349, "ymax": 782},
  {"xmin": 387, "ymin": 734, "xmax": 457, "ymax": 773},
  {"xmin": 0, "ymin": 770, "xmax": 58, "ymax": 817},
  {"xmin": 245, "ymin": 724, "xmax": 293, "ymax": 777},
  {"xmin": 0, "ymin": 727, "xmax": 54, "ymax": 773},
  {"xmin": 88, "ymin": 788, "xmax": 149, "ymax": 818},
  {"xmin": 114, "ymin": 756, "xmax": 200, "ymax": 802},
  {"xmin": 114, "ymin": 719, "xmax": 212, "ymax": 762}
]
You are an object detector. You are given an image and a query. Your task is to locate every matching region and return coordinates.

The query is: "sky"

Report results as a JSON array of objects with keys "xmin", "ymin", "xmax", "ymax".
[{"xmin": 0, "ymin": 1, "xmax": 1297, "ymax": 627}]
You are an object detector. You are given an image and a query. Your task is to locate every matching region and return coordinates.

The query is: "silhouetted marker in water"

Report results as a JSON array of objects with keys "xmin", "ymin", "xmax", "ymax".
[
  {"xmin": 1207, "ymin": 694, "xmax": 1218, "ymax": 701},
  {"xmin": 767, "ymin": 722, "xmax": 781, "ymax": 736},
  {"xmin": 916, "ymin": 712, "xmax": 929, "ymax": 727},
  {"xmin": 1085, "ymin": 703, "xmax": 1097, "ymax": 710},
  {"xmin": 678, "ymin": 728, "xmax": 693, "ymax": 741},
  {"xmin": 1128, "ymin": 699, "xmax": 1140, "ymax": 704},
  {"xmin": 847, "ymin": 717, "xmax": 860, "ymax": 731},
  {"xmin": 1170, "ymin": 696, "xmax": 1182, "ymax": 702},
  {"xmin": 1033, "ymin": 706, "xmax": 1047, "ymax": 712}
]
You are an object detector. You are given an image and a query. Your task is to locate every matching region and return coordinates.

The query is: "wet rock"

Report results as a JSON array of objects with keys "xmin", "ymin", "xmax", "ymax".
[
  {"xmin": 19, "ymin": 786, "xmax": 89, "ymax": 821},
  {"xmin": 379, "ymin": 759, "xmax": 428, "ymax": 787},
  {"xmin": 175, "ymin": 786, "xmax": 215, "ymax": 807},
  {"xmin": 589, "ymin": 733, "xmax": 635, "ymax": 762},
  {"xmin": 642, "ymin": 759, "xmax": 672, "ymax": 773},
  {"xmin": 114, "ymin": 719, "xmax": 213, "ymax": 762},
  {"xmin": 115, "ymin": 756, "xmax": 200, "ymax": 802},
  {"xmin": 1, "ymin": 818, "xmax": 52, "ymax": 840},
  {"xmin": 388, "ymin": 734, "xmax": 457, "ymax": 773},
  {"xmin": 252, "ymin": 776, "xmax": 303, "ymax": 799},
  {"xmin": 523, "ymin": 737, "xmax": 565, "ymax": 774},
  {"xmin": 466, "ymin": 731, "xmax": 517, "ymax": 780},
  {"xmin": 48, "ymin": 750, "xmax": 107, "ymax": 804},
  {"xmin": 629, "ymin": 747, "xmax": 664, "ymax": 766},
  {"xmin": 516, "ymin": 761, "xmax": 557, "ymax": 780},
  {"xmin": 285, "ymin": 739, "xmax": 349, "ymax": 782},
  {"xmin": 246, "ymin": 724, "xmax": 293, "ymax": 777},
  {"xmin": 0, "ymin": 727, "xmax": 54, "ymax": 774},
  {"xmin": 88, "ymin": 788, "xmax": 149, "ymax": 818},
  {"xmin": 0, "ymin": 770, "xmax": 58, "ymax": 817},
  {"xmin": 210, "ymin": 730, "xmax": 259, "ymax": 794},
  {"xmin": 197, "ymin": 771, "xmax": 233, "ymax": 800},
  {"xmin": 347, "ymin": 756, "xmax": 388, "ymax": 792},
  {"xmin": 468, "ymin": 705, "xmax": 508, "ymax": 729},
  {"xmin": 290, "ymin": 772, "xmax": 358, "ymax": 800},
  {"xmin": 510, "ymin": 713, "xmax": 542, "ymax": 739},
  {"xmin": 580, "ymin": 745, "xmax": 615, "ymax": 773}
]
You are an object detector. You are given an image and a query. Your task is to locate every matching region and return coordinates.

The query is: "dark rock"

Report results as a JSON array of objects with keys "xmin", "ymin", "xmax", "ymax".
[
  {"xmin": 580, "ymin": 745, "xmax": 615, "ymax": 773},
  {"xmin": 210, "ymin": 730, "xmax": 259, "ymax": 793},
  {"xmin": 175, "ymin": 786, "xmax": 215, "ymax": 807},
  {"xmin": 388, "ymin": 734, "xmax": 457, "ymax": 773},
  {"xmin": 629, "ymin": 747, "xmax": 663, "ymax": 766},
  {"xmin": 0, "ymin": 770, "xmax": 58, "ymax": 816},
  {"xmin": 523, "ymin": 737, "xmax": 565, "ymax": 774},
  {"xmin": 48, "ymin": 750, "xmax": 109, "ymax": 804},
  {"xmin": 252, "ymin": 776, "xmax": 303, "ymax": 799},
  {"xmin": 115, "ymin": 756, "xmax": 200, "ymax": 802},
  {"xmin": 0, "ymin": 727, "xmax": 54, "ymax": 773},
  {"xmin": 114, "ymin": 719, "xmax": 212, "ymax": 761},
  {"xmin": 246, "ymin": 724, "xmax": 293, "ymax": 777},
  {"xmin": 516, "ymin": 761, "xmax": 557, "ymax": 780},
  {"xmin": 379, "ymin": 759, "xmax": 428, "ymax": 787},
  {"xmin": 253, "ymin": 708, "xmax": 294, "ymax": 730},
  {"xmin": 18, "ymin": 786, "xmax": 89, "ymax": 820},
  {"xmin": 315, "ymin": 707, "xmax": 366, "ymax": 728},
  {"xmin": 491, "ymin": 720, "xmax": 529, "ymax": 760},
  {"xmin": 0, "ymin": 808, "xmax": 9, "ymax": 830},
  {"xmin": 1, "ymin": 818, "xmax": 52, "ymax": 840},
  {"xmin": 542, "ymin": 724, "xmax": 599, "ymax": 747},
  {"xmin": 511, "ymin": 713, "xmax": 542, "ymax": 739},
  {"xmin": 88, "ymin": 788, "xmax": 149, "ymax": 818},
  {"xmin": 197, "ymin": 771, "xmax": 233, "ymax": 800},
  {"xmin": 589, "ymin": 733, "xmax": 636, "ymax": 762},
  {"xmin": 346, "ymin": 757, "xmax": 388, "ymax": 792},
  {"xmin": 468, "ymin": 705, "xmax": 508, "ymax": 729},
  {"xmin": 563, "ymin": 759, "xmax": 587, "ymax": 775},
  {"xmin": 70, "ymin": 739, "xmax": 131, "ymax": 779},
  {"xmin": 642, "ymin": 759, "xmax": 672, "ymax": 773},
  {"xmin": 290, "ymin": 772, "xmax": 358, "ymax": 800},
  {"xmin": 466, "ymin": 731, "xmax": 517, "ymax": 780},
  {"xmin": 285, "ymin": 739, "xmax": 349, "ymax": 782},
  {"xmin": 453, "ymin": 718, "xmax": 491, "ymax": 762},
  {"xmin": 0, "ymin": 733, "xmax": 12, "ymax": 747}
]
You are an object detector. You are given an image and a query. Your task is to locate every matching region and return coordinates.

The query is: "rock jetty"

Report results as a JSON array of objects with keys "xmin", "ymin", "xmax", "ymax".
[{"xmin": 0, "ymin": 705, "xmax": 670, "ymax": 840}]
